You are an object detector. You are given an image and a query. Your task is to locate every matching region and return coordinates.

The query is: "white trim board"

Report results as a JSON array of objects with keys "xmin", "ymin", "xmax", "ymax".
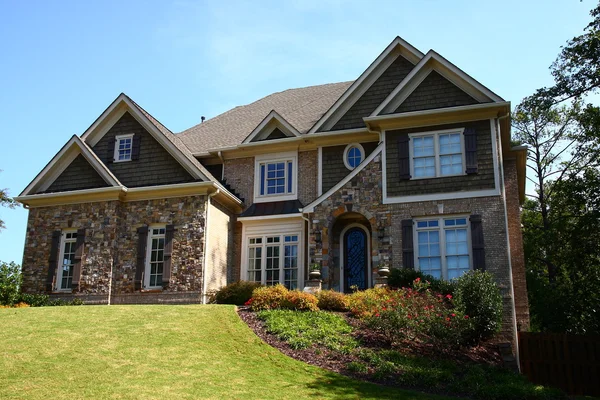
[
  {"xmin": 80, "ymin": 93, "xmax": 209, "ymax": 182},
  {"xmin": 20, "ymin": 135, "xmax": 122, "ymax": 196},
  {"xmin": 372, "ymin": 50, "xmax": 503, "ymax": 116},
  {"xmin": 242, "ymin": 110, "xmax": 301, "ymax": 143},
  {"xmin": 302, "ymin": 142, "xmax": 384, "ymax": 213},
  {"xmin": 308, "ymin": 37, "xmax": 424, "ymax": 134}
]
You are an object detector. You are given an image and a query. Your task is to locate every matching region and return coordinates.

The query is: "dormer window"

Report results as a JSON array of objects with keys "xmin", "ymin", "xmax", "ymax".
[
  {"xmin": 114, "ymin": 134, "xmax": 134, "ymax": 162},
  {"xmin": 254, "ymin": 151, "xmax": 298, "ymax": 203}
]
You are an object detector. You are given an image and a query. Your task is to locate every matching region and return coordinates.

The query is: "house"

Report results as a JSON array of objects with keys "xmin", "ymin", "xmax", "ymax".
[{"xmin": 16, "ymin": 37, "xmax": 529, "ymax": 334}]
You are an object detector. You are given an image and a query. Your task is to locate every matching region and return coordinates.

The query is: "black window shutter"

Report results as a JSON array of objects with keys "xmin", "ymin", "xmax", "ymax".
[
  {"xmin": 398, "ymin": 135, "xmax": 411, "ymax": 180},
  {"xmin": 162, "ymin": 225, "xmax": 175, "ymax": 289},
  {"xmin": 106, "ymin": 138, "xmax": 116, "ymax": 164},
  {"xmin": 470, "ymin": 215, "xmax": 485, "ymax": 270},
  {"xmin": 464, "ymin": 128, "xmax": 478, "ymax": 174},
  {"xmin": 401, "ymin": 219, "xmax": 414, "ymax": 269},
  {"xmin": 131, "ymin": 135, "xmax": 141, "ymax": 161},
  {"xmin": 47, "ymin": 230, "xmax": 61, "ymax": 292},
  {"xmin": 135, "ymin": 226, "xmax": 148, "ymax": 290},
  {"xmin": 71, "ymin": 228, "xmax": 86, "ymax": 292}
]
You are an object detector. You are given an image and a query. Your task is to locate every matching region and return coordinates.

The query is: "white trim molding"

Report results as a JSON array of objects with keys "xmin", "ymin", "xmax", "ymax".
[
  {"xmin": 242, "ymin": 110, "xmax": 301, "ymax": 144},
  {"xmin": 253, "ymin": 150, "xmax": 298, "ymax": 203},
  {"xmin": 309, "ymin": 37, "xmax": 424, "ymax": 133},
  {"xmin": 343, "ymin": 143, "xmax": 365, "ymax": 171},
  {"xmin": 302, "ymin": 142, "xmax": 383, "ymax": 213},
  {"xmin": 317, "ymin": 146, "xmax": 323, "ymax": 196},
  {"xmin": 19, "ymin": 135, "xmax": 122, "ymax": 196},
  {"xmin": 113, "ymin": 133, "xmax": 134, "ymax": 163},
  {"xmin": 372, "ymin": 50, "xmax": 503, "ymax": 116}
]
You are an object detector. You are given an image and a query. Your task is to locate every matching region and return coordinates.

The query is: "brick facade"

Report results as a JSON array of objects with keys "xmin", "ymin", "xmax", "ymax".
[{"xmin": 22, "ymin": 195, "xmax": 208, "ymax": 304}]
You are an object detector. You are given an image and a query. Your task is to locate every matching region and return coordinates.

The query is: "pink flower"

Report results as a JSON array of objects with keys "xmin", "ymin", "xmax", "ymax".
[
  {"xmin": 464, "ymin": 315, "xmax": 469, "ymax": 319},
  {"xmin": 451, "ymin": 313, "xmax": 456, "ymax": 317},
  {"xmin": 445, "ymin": 294, "xmax": 452, "ymax": 300}
]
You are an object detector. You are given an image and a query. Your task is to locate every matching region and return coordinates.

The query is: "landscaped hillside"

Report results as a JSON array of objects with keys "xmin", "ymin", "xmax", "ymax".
[{"xmin": 0, "ymin": 305, "xmax": 451, "ymax": 400}]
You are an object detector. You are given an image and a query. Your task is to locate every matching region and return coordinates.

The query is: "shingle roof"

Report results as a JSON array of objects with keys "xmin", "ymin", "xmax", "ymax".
[{"xmin": 177, "ymin": 81, "xmax": 353, "ymax": 154}]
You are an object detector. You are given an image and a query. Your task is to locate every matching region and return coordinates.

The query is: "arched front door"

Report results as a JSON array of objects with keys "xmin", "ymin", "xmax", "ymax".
[{"xmin": 343, "ymin": 227, "xmax": 368, "ymax": 293}]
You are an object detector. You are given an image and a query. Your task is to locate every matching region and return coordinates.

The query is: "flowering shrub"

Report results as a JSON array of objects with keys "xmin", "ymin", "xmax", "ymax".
[
  {"xmin": 0, "ymin": 302, "xmax": 29, "ymax": 309},
  {"xmin": 317, "ymin": 290, "xmax": 349, "ymax": 311},
  {"xmin": 349, "ymin": 280, "xmax": 472, "ymax": 347},
  {"xmin": 281, "ymin": 291, "xmax": 319, "ymax": 311},
  {"xmin": 388, "ymin": 267, "xmax": 455, "ymax": 295},
  {"xmin": 250, "ymin": 285, "xmax": 289, "ymax": 311}
]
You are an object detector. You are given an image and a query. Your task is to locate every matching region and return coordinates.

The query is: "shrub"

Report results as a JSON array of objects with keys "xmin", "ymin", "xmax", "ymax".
[
  {"xmin": 250, "ymin": 284, "xmax": 289, "ymax": 311},
  {"xmin": 388, "ymin": 268, "xmax": 455, "ymax": 295},
  {"xmin": 0, "ymin": 261, "xmax": 22, "ymax": 306},
  {"xmin": 0, "ymin": 302, "xmax": 29, "ymax": 309},
  {"xmin": 281, "ymin": 291, "xmax": 319, "ymax": 311},
  {"xmin": 214, "ymin": 281, "xmax": 262, "ymax": 305},
  {"xmin": 347, "ymin": 287, "xmax": 394, "ymax": 318},
  {"xmin": 18, "ymin": 293, "xmax": 50, "ymax": 307},
  {"xmin": 454, "ymin": 270, "xmax": 503, "ymax": 343},
  {"xmin": 317, "ymin": 290, "xmax": 348, "ymax": 311}
]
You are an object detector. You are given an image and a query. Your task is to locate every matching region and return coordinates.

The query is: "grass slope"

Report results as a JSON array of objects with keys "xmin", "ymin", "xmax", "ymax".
[{"xmin": 1, "ymin": 305, "xmax": 453, "ymax": 400}]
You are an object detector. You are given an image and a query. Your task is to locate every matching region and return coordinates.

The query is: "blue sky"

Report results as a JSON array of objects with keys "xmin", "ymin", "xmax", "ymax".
[{"xmin": 0, "ymin": 0, "xmax": 594, "ymax": 263}]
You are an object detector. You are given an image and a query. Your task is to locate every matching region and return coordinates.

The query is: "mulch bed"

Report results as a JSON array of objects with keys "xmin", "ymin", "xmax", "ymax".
[{"xmin": 237, "ymin": 307, "xmax": 503, "ymax": 383}]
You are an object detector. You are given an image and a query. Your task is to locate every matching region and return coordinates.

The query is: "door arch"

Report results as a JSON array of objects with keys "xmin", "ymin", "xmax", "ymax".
[{"xmin": 340, "ymin": 223, "xmax": 371, "ymax": 293}]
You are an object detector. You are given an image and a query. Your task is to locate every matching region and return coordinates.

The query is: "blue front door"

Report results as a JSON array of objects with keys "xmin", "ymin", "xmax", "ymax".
[{"xmin": 344, "ymin": 227, "xmax": 368, "ymax": 292}]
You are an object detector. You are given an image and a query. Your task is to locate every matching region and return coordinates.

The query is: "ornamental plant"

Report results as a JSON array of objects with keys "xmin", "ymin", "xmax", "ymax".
[
  {"xmin": 214, "ymin": 281, "xmax": 262, "ymax": 305},
  {"xmin": 317, "ymin": 290, "xmax": 349, "ymax": 311},
  {"xmin": 250, "ymin": 284, "xmax": 289, "ymax": 311},
  {"xmin": 281, "ymin": 291, "xmax": 319, "ymax": 311}
]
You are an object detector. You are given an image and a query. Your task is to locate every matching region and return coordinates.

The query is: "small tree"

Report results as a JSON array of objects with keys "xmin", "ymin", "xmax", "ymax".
[{"xmin": 0, "ymin": 170, "xmax": 17, "ymax": 231}]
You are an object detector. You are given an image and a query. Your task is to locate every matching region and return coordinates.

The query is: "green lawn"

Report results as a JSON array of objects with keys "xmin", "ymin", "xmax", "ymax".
[{"xmin": 0, "ymin": 305, "xmax": 453, "ymax": 400}]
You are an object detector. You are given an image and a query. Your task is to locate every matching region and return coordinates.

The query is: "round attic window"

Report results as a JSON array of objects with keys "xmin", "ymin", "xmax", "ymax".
[{"xmin": 343, "ymin": 143, "xmax": 365, "ymax": 170}]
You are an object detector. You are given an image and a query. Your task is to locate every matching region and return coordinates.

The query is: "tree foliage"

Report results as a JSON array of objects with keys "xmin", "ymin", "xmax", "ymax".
[
  {"xmin": 0, "ymin": 170, "xmax": 17, "ymax": 231},
  {"xmin": 516, "ymin": 2, "xmax": 600, "ymax": 333}
]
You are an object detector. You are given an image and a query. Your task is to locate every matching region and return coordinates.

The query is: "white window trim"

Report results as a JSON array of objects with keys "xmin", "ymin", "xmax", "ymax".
[
  {"xmin": 339, "ymin": 223, "xmax": 372, "ymax": 293},
  {"xmin": 413, "ymin": 215, "xmax": 472, "ymax": 281},
  {"xmin": 144, "ymin": 225, "xmax": 166, "ymax": 289},
  {"xmin": 241, "ymin": 219, "xmax": 304, "ymax": 289},
  {"xmin": 245, "ymin": 233, "xmax": 301, "ymax": 288},
  {"xmin": 56, "ymin": 229, "xmax": 77, "ymax": 292},
  {"xmin": 253, "ymin": 151, "xmax": 298, "ymax": 203},
  {"xmin": 343, "ymin": 143, "xmax": 365, "ymax": 171},
  {"xmin": 113, "ymin": 133, "xmax": 135, "ymax": 163},
  {"xmin": 408, "ymin": 128, "xmax": 466, "ymax": 180}
]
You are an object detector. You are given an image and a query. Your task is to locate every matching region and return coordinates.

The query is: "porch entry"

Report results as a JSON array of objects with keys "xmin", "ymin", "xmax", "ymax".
[{"xmin": 343, "ymin": 227, "xmax": 368, "ymax": 292}]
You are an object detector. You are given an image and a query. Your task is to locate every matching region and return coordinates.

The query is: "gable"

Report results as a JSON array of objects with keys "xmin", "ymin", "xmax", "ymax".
[
  {"xmin": 42, "ymin": 154, "xmax": 109, "ymax": 194},
  {"xmin": 92, "ymin": 112, "xmax": 196, "ymax": 188},
  {"xmin": 244, "ymin": 110, "xmax": 301, "ymax": 144},
  {"xmin": 263, "ymin": 128, "xmax": 288, "ymax": 141},
  {"xmin": 393, "ymin": 71, "xmax": 479, "ymax": 114},
  {"xmin": 330, "ymin": 55, "xmax": 415, "ymax": 131}
]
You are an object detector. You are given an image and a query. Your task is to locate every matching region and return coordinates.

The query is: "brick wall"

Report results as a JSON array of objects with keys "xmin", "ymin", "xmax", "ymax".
[
  {"xmin": 92, "ymin": 112, "xmax": 196, "ymax": 187},
  {"xmin": 298, "ymin": 150, "xmax": 318, "ymax": 206},
  {"xmin": 504, "ymin": 158, "xmax": 530, "ymax": 330},
  {"xmin": 44, "ymin": 154, "xmax": 109, "ymax": 193},
  {"xmin": 21, "ymin": 195, "xmax": 208, "ymax": 304},
  {"xmin": 223, "ymin": 157, "xmax": 254, "ymax": 211}
]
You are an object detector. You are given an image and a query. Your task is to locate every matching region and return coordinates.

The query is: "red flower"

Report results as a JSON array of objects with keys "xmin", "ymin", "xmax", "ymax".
[
  {"xmin": 451, "ymin": 313, "xmax": 456, "ymax": 317},
  {"xmin": 464, "ymin": 315, "xmax": 469, "ymax": 319},
  {"xmin": 244, "ymin": 298, "xmax": 254, "ymax": 306},
  {"xmin": 445, "ymin": 294, "xmax": 452, "ymax": 300},
  {"xmin": 415, "ymin": 277, "xmax": 421, "ymax": 283},
  {"xmin": 446, "ymin": 317, "xmax": 451, "ymax": 321}
]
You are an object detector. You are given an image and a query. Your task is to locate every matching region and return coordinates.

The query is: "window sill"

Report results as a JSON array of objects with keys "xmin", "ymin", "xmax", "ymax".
[
  {"xmin": 140, "ymin": 288, "xmax": 163, "ymax": 293},
  {"xmin": 253, "ymin": 193, "xmax": 297, "ymax": 203},
  {"xmin": 113, "ymin": 159, "xmax": 132, "ymax": 163},
  {"xmin": 409, "ymin": 172, "xmax": 467, "ymax": 181}
]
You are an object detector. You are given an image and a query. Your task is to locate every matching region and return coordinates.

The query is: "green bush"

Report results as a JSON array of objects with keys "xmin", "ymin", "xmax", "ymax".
[
  {"xmin": 317, "ymin": 290, "xmax": 348, "ymax": 311},
  {"xmin": 281, "ymin": 291, "xmax": 319, "ymax": 311},
  {"xmin": 214, "ymin": 281, "xmax": 262, "ymax": 305},
  {"xmin": 250, "ymin": 284, "xmax": 289, "ymax": 311},
  {"xmin": 0, "ymin": 261, "xmax": 22, "ymax": 306},
  {"xmin": 454, "ymin": 270, "xmax": 503, "ymax": 343},
  {"xmin": 388, "ymin": 268, "xmax": 455, "ymax": 295},
  {"xmin": 18, "ymin": 293, "xmax": 50, "ymax": 307}
]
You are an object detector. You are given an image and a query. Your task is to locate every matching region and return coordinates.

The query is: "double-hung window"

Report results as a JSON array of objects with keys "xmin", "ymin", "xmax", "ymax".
[
  {"xmin": 145, "ymin": 226, "xmax": 165, "ymax": 288},
  {"xmin": 415, "ymin": 217, "xmax": 470, "ymax": 280},
  {"xmin": 57, "ymin": 231, "xmax": 78, "ymax": 290},
  {"xmin": 255, "ymin": 152, "xmax": 297, "ymax": 202},
  {"xmin": 246, "ymin": 234, "xmax": 299, "ymax": 289},
  {"xmin": 114, "ymin": 134, "xmax": 134, "ymax": 162},
  {"xmin": 410, "ymin": 129, "xmax": 465, "ymax": 179}
]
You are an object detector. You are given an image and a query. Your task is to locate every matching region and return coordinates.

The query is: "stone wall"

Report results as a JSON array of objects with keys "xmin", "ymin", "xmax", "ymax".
[{"xmin": 21, "ymin": 195, "xmax": 208, "ymax": 304}]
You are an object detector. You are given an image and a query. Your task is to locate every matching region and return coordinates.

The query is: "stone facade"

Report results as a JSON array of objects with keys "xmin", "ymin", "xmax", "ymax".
[
  {"xmin": 22, "ymin": 195, "xmax": 208, "ymax": 304},
  {"xmin": 308, "ymin": 148, "xmax": 526, "ymax": 340}
]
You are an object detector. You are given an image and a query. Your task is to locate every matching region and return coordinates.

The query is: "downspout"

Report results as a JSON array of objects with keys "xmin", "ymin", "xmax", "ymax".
[
  {"xmin": 300, "ymin": 210, "xmax": 311, "ymax": 288},
  {"xmin": 496, "ymin": 115, "xmax": 521, "ymax": 371},
  {"xmin": 202, "ymin": 189, "xmax": 219, "ymax": 304}
]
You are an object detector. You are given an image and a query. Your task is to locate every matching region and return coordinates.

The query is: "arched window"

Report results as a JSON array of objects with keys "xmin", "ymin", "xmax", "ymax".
[{"xmin": 343, "ymin": 143, "xmax": 365, "ymax": 170}]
